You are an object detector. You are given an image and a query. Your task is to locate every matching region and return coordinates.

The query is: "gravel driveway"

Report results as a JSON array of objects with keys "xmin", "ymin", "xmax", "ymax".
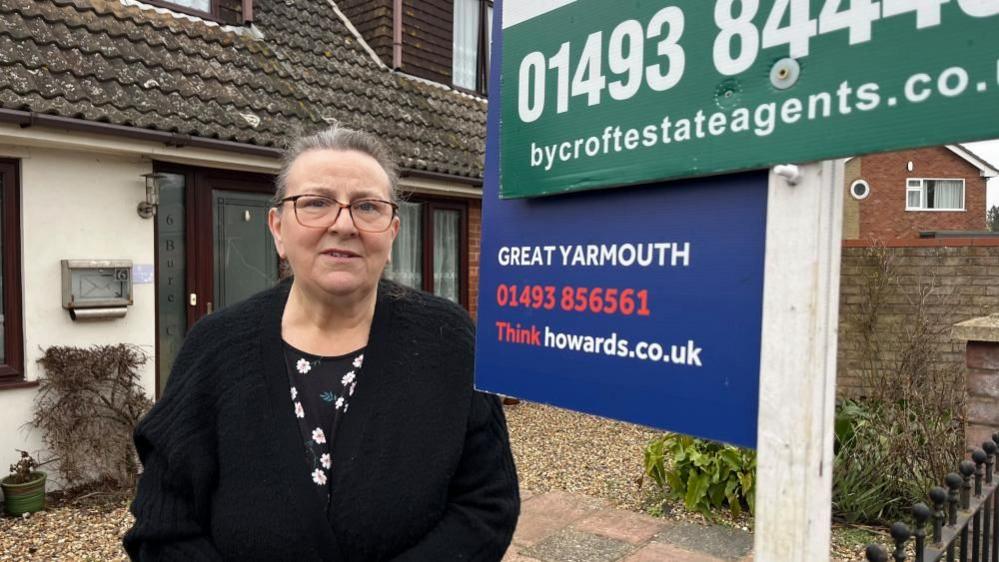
[
  {"xmin": 505, "ymin": 400, "xmax": 664, "ymax": 511},
  {"xmin": 0, "ymin": 401, "xmax": 878, "ymax": 561},
  {"xmin": 1, "ymin": 401, "xmax": 660, "ymax": 560}
]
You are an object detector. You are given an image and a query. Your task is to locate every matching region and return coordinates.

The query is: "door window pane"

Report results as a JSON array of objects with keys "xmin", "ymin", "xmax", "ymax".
[
  {"xmin": 213, "ymin": 191, "xmax": 279, "ymax": 309},
  {"xmin": 433, "ymin": 210, "xmax": 460, "ymax": 303},
  {"xmin": 453, "ymin": 0, "xmax": 480, "ymax": 89},
  {"xmin": 385, "ymin": 201, "xmax": 423, "ymax": 289},
  {"xmin": 156, "ymin": 173, "xmax": 186, "ymax": 395}
]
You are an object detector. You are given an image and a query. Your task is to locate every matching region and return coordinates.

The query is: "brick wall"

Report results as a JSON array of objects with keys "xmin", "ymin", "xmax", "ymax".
[
  {"xmin": 401, "ymin": 0, "xmax": 453, "ymax": 84},
  {"xmin": 966, "ymin": 342, "xmax": 999, "ymax": 450},
  {"xmin": 338, "ymin": 0, "xmax": 456, "ymax": 84},
  {"xmin": 337, "ymin": 0, "xmax": 394, "ymax": 65},
  {"xmin": 468, "ymin": 199, "xmax": 481, "ymax": 319},
  {"xmin": 853, "ymin": 147, "xmax": 987, "ymax": 240},
  {"xmin": 837, "ymin": 239, "xmax": 999, "ymax": 398}
]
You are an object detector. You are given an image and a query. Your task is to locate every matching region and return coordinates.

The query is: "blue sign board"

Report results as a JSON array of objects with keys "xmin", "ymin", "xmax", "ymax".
[{"xmin": 474, "ymin": 1, "xmax": 769, "ymax": 448}]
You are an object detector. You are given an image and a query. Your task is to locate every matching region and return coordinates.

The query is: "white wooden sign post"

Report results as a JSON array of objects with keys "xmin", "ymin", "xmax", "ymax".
[
  {"xmin": 755, "ymin": 160, "xmax": 844, "ymax": 561},
  {"xmin": 492, "ymin": 2, "xmax": 847, "ymax": 560}
]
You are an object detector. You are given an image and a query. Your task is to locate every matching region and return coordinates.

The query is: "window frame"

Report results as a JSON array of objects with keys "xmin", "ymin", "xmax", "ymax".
[
  {"xmin": 905, "ymin": 177, "xmax": 966, "ymax": 212},
  {"xmin": 850, "ymin": 180, "xmax": 870, "ymax": 201},
  {"xmin": 452, "ymin": 0, "xmax": 493, "ymax": 96},
  {"xmin": 0, "ymin": 159, "xmax": 26, "ymax": 388},
  {"xmin": 140, "ymin": 0, "xmax": 226, "ymax": 24},
  {"xmin": 389, "ymin": 196, "xmax": 469, "ymax": 308}
]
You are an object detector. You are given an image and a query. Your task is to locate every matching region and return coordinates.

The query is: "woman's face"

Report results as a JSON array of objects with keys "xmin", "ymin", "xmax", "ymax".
[{"xmin": 268, "ymin": 149, "xmax": 399, "ymax": 301}]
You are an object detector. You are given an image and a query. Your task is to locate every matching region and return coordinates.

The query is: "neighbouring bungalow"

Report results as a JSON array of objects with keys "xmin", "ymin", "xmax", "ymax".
[{"xmin": 0, "ymin": 0, "xmax": 493, "ymax": 470}]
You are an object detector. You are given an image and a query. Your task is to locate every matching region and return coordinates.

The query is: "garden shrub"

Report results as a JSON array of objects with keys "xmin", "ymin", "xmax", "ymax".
[
  {"xmin": 32, "ymin": 344, "xmax": 152, "ymax": 490},
  {"xmin": 832, "ymin": 244, "xmax": 965, "ymax": 524},
  {"xmin": 643, "ymin": 434, "xmax": 756, "ymax": 517}
]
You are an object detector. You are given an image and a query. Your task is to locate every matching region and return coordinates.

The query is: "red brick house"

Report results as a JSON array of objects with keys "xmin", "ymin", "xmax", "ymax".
[{"xmin": 843, "ymin": 145, "xmax": 998, "ymax": 240}]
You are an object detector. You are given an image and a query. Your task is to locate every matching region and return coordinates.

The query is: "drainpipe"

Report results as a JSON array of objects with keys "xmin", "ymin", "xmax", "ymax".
[
  {"xmin": 393, "ymin": 0, "xmax": 403, "ymax": 69},
  {"xmin": 242, "ymin": 0, "xmax": 254, "ymax": 23}
]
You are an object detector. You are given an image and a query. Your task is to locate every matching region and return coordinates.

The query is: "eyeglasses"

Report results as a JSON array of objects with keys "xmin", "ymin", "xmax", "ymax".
[{"xmin": 276, "ymin": 194, "xmax": 399, "ymax": 232}]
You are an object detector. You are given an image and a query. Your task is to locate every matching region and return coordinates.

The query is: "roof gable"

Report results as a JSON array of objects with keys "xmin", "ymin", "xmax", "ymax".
[
  {"xmin": 947, "ymin": 144, "xmax": 999, "ymax": 178},
  {"xmin": 844, "ymin": 144, "xmax": 999, "ymax": 178}
]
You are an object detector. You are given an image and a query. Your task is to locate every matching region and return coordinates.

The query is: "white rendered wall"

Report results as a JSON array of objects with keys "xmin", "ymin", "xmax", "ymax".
[
  {"xmin": 0, "ymin": 143, "xmax": 155, "ymax": 485},
  {"xmin": 0, "ymin": 128, "xmax": 472, "ymax": 488}
]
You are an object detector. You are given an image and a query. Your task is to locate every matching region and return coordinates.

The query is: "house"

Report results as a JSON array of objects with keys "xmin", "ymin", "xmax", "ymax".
[
  {"xmin": 843, "ymin": 145, "xmax": 998, "ymax": 240},
  {"xmin": 0, "ymin": 0, "xmax": 491, "ymax": 471}
]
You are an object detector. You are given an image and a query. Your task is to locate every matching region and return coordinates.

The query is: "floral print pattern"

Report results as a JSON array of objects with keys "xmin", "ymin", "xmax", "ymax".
[
  {"xmin": 311, "ymin": 427, "xmax": 326, "ymax": 444},
  {"xmin": 311, "ymin": 468, "xmax": 327, "ymax": 486},
  {"xmin": 284, "ymin": 343, "xmax": 365, "ymax": 508},
  {"xmin": 296, "ymin": 358, "xmax": 312, "ymax": 374}
]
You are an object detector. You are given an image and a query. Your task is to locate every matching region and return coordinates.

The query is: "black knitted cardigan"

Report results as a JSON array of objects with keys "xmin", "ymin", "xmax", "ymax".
[{"xmin": 124, "ymin": 278, "xmax": 520, "ymax": 561}]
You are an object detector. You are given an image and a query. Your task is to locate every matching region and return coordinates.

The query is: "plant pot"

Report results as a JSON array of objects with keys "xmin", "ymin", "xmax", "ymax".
[{"xmin": 1, "ymin": 471, "xmax": 46, "ymax": 516}]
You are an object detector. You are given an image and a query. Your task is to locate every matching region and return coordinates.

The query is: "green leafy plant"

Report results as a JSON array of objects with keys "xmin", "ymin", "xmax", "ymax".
[
  {"xmin": 643, "ymin": 434, "xmax": 756, "ymax": 517},
  {"xmin": 832, "ymin": 397, "xmax": 963, "ymax": 524},
  {"xmin": 832, "ymin": 399, "xmax": 899, "ymax": 523}
]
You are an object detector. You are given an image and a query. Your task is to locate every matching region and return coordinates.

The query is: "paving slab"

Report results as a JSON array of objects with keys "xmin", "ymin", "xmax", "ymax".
[
  {"xmin": 522, "ymin": 529, "xmax": 635, "ymax": 562},
  {"xmin": 621, "ymin": 542, "xmax": 725, "ymax": 562},
  {"xmin": 653, "ymin": 521, "xmax": 754, "ymax": 561},
  {"xmin": 513, "ymin": 492, "xmax": 607, "ymax": 547},
  {"xmin": 572, "ymin": 508, "xmax": 667, "ymax": 545}
]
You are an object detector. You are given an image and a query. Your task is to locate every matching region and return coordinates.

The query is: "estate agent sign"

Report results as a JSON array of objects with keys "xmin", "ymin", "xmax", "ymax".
[
  {"xmin": 476, "ymin": 2, "xmax": 996, "ymax": 559},
  {"xmin": 501, "ymin": 0, "xmax": 999, "ymax": 197},
  {"xmin": 473, "ymin": 171, "xmax": 769, "ymax": 448},
  {"xmin": 475, "ymin": 1, "xmax": 772, "ymax": 448}
]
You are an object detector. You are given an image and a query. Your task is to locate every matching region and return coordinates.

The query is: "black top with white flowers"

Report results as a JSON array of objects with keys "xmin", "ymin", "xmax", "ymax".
[{"xmin": 284, "ymin": 341, "xmax": 364, "ymax": 510}]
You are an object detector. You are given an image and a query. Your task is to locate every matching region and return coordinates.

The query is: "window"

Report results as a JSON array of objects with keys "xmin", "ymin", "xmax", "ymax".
[
  {"xmin": 906, "ymin": 178, "xmax": 965, "ymax": 211},
  {"xmin": 850, "ymin": 180, "xmax": 870, "ymax": 200},
  {"xmin": 453, "ymin": 0, "xmax": 493, "ymax": 93},
  {"xmin": 0, "ymin": 160, "xmax": 24, "ymax": 387},
  {"xmin": 164, "ymin": 0, "xmax": 211, "ymax": 12},
  {"xmin": 141, "ymin": 0, "xmax": 250, "ymax": 24},
  {"xmin": 384, "ymin": 198, "xmax": 467, "ymax": 306}
]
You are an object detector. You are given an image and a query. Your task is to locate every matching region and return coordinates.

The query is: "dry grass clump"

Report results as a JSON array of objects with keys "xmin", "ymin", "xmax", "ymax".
[{"xmin": 32, "ymin": 344, "xmax": 152, "ymax": 491}]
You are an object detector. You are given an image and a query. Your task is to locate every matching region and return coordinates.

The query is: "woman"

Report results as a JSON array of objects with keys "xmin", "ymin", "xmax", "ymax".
[{"xmin": 124, "ymin": 126, "xmax": 520, "ymax": 561}]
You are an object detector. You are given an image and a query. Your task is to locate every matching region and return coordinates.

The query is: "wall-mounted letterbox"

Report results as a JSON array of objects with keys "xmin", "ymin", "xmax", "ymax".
[{"xmin": 61, "ymin": 260, "xmax": 133, "ymax": 320}]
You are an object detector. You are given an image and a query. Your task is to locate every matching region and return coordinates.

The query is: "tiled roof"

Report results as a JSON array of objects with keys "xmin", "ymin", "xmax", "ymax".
[{"xmin": 0, "ymin": 0, "xmax": 487, "ymax": 180}]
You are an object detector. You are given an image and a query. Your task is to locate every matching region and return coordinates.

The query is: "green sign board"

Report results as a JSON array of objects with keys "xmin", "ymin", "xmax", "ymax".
[{"xmin": 500, "ymin": 0, "xmax": 999, "ymax": 198}]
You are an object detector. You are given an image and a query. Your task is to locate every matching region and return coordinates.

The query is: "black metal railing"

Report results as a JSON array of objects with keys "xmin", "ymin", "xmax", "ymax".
[{"xmin": 866, "ymin": 434, "xmax": 999, "ymax": 562}]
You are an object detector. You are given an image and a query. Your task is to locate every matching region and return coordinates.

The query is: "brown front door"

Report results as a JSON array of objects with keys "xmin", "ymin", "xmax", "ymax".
[{"xmin": 154, "ymin": 164, "xmax": 278, "ymax": 396}]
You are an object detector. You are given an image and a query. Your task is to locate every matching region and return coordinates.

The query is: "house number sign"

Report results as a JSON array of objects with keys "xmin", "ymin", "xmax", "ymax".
[{"xmin": 500, "ymin": 0, "xmax": 999, "ymax": 198}]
